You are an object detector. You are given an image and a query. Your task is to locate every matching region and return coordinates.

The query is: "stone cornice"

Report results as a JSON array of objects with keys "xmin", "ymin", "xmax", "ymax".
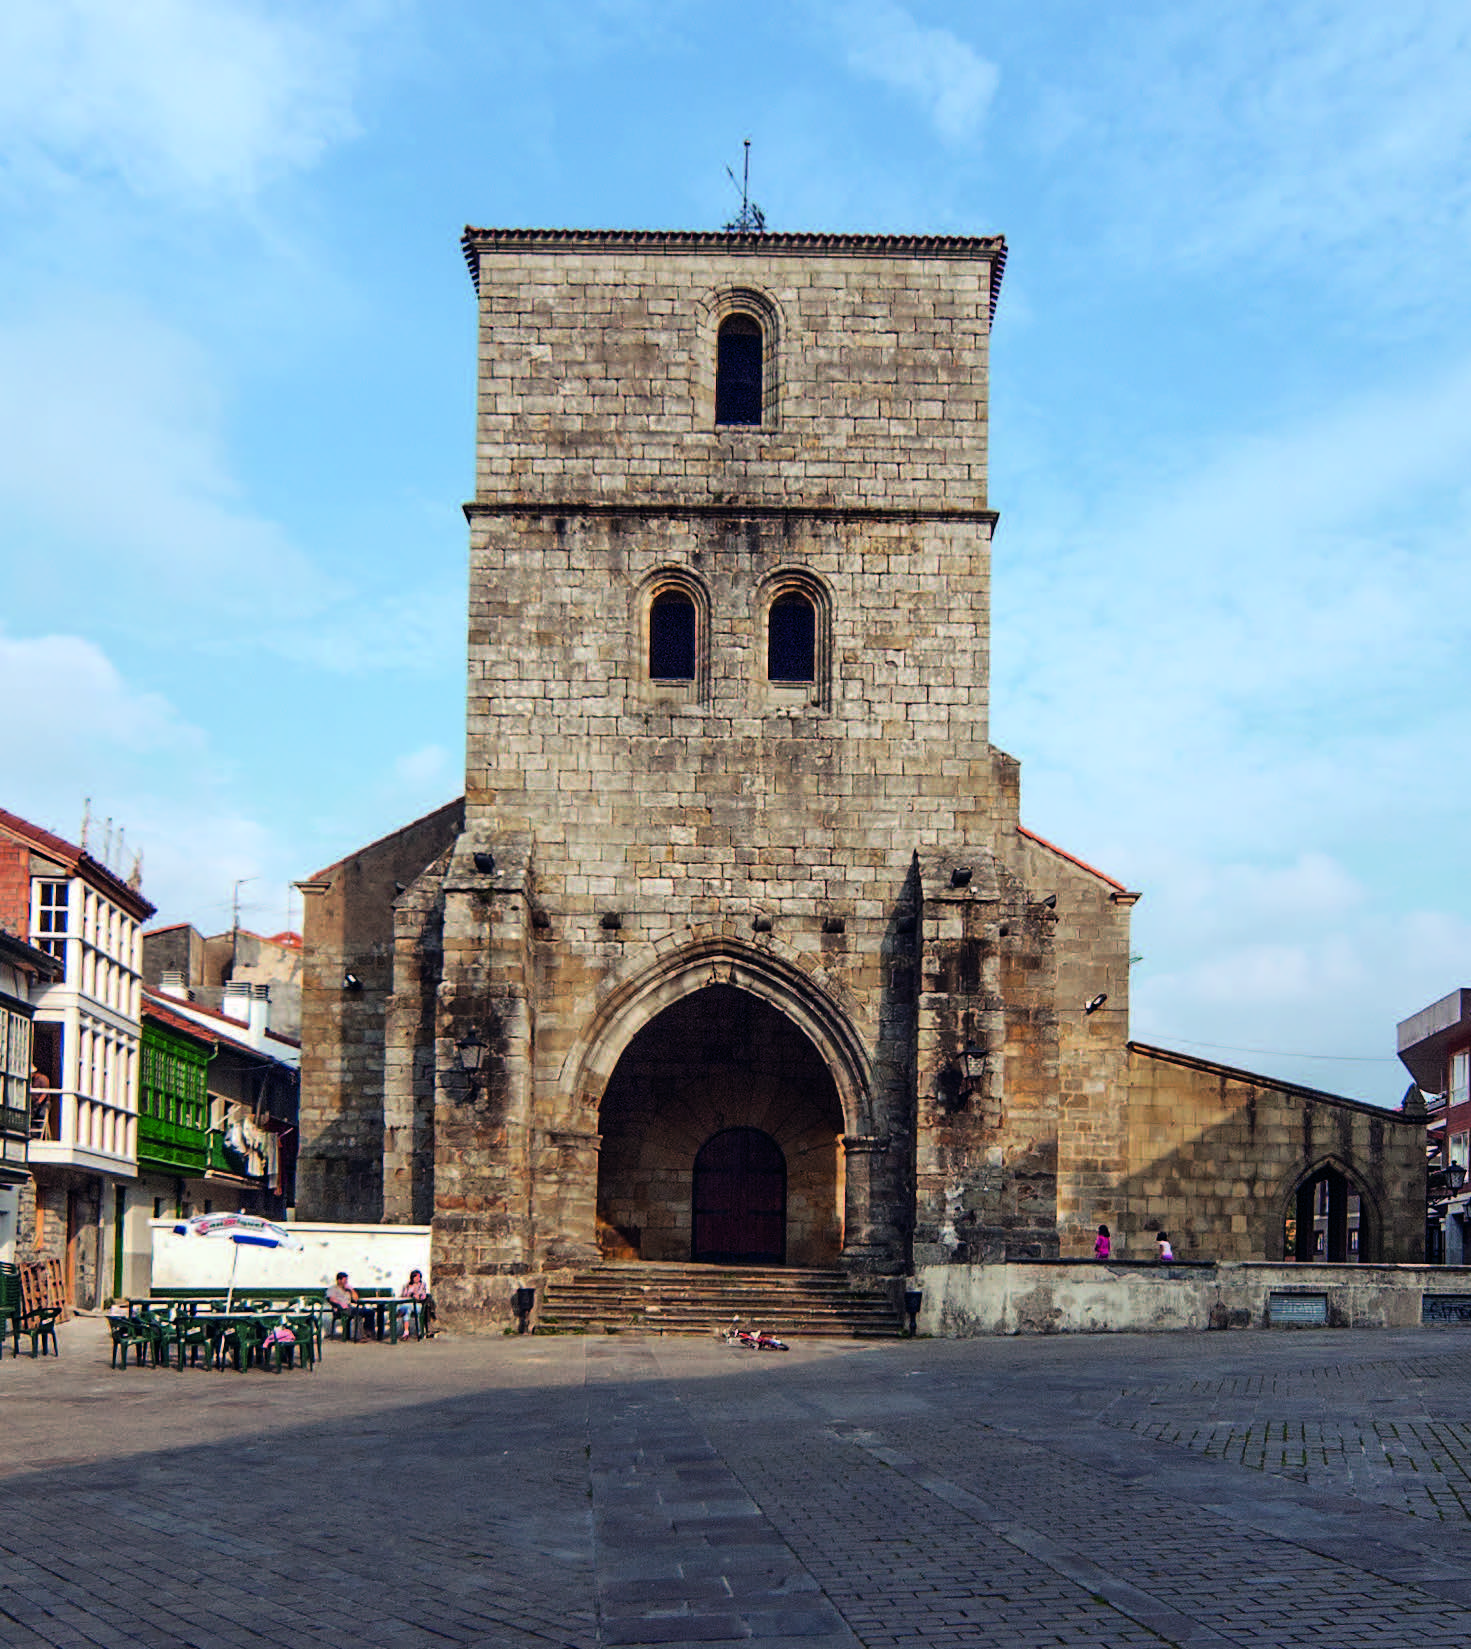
[
  {"xmin": 463, "ymin": 500, "xmax": 1000, "ymax": 527},
  {"xmin": 462, "ymin": 226, "xmax": 1007, "ymax": 319}
]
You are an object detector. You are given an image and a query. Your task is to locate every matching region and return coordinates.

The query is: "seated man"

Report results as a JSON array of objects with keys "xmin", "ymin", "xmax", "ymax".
[{"xmin": 325, "ymin": 1271, "xmax": 373, "ymax": 1340}]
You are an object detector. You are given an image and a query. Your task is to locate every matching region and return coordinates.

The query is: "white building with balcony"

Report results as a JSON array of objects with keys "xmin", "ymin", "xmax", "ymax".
[{"xmin": 0, "ymin": 807, "xmax": 154, "ymax": 1306}]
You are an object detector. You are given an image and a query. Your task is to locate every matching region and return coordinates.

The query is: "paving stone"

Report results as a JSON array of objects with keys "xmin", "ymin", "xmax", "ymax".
[{"xmin": 5, "ymin": 1320, "xmax": 1471, "ymax": 1646}]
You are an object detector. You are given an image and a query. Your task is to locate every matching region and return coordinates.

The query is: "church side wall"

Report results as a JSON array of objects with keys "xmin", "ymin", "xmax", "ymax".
[
  {"xmin": 1015, "ymin": 837, "xmax": 1137, "ymax": 1256},
  {"xmin": 297, "ymin": 800, "xmax": 463, "ymax": 1223},
  {"xmin": 1121, "ymin": 1046, "xmax": 1426, "ymax": 1262}
]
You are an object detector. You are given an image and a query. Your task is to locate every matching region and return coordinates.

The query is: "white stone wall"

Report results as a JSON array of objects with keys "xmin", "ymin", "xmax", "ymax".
[
  {"xmin": 918, "ymin": 1259, "xmax": 1464, "ymax": 1335},
  {"xmin": 149, "ymin": 1219, "xmax": 432, "ymax": 1295}
]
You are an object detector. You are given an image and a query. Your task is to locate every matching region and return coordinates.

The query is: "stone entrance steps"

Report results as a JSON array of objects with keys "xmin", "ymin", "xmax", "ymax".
[{"xmin": 538, "ymin": 1262, "xmax": 906, "ymax": 1339}]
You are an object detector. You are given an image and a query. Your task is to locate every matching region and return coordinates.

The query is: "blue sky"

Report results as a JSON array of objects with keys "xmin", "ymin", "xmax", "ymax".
[{"xmin": 3, "ymin": 0, "xmax": 1470, "ymax": 1104}]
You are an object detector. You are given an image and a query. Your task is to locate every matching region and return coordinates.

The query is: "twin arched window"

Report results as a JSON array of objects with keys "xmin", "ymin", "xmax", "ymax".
[{"xmin": 644, "ymin": 580, "xmax": 822, "ymax": 696}]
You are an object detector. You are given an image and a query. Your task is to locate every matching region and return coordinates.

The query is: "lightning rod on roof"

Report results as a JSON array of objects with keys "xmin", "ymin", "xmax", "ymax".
[{"xmin": 723, "ymin": 139, "xmax": 766, "ymax": 234}]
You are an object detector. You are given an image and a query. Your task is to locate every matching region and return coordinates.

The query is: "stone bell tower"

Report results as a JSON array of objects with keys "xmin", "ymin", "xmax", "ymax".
[
  {"xmin": 297, "ymin": 223, "xmax": 1429, "ymax": 1305},
  {"xmin": 366, "ymin": 226, "xmax": 1136, "ymax": 1319}
]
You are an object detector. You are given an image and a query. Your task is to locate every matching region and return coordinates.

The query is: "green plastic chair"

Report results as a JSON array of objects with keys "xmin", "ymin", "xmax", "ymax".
[
  {"xmin": 0, "ymin": 1264, "xmax": 22, "ymax": 1358},
  {"xmin": 135, "ymin": 1309, "xmax": 177, "ymax": 1368},
  {"xmin": 221, "ymin": 1317, "xmax": 265, "ymax": 1372},
  {"xmin": 295, "ymin": 1301, "xmax": 325, "ymax": 1361},
  {"xmin": 107, "ymin": 1316, "xmax": 155, "ymax": 1368},
  {"xmin": 174, "ymin": 1312, "xmax": 217, "ymax": 1371},
  {"xmin": 263, "ymin": 1317, "xmax": 314, "ymax": 1373}
]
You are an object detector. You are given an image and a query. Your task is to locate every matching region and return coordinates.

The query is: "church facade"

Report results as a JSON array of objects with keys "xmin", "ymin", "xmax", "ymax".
[{"xmin": 296, "ymin": 228, "xmax": 1424, "ymax": 1323}]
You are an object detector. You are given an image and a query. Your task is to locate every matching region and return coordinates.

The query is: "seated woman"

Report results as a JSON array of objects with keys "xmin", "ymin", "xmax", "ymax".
[{"xmin": 398, "ymin": 1269, "xmax": 436, "ymax": 1339}]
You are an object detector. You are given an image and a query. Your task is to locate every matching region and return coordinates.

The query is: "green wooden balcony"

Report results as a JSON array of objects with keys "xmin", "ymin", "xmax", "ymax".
[
  {"xmin": 208, "ymin": 1130, "xmax": 254, "ymax": 1178},
  {"xmin": 137, "ymin": 1117, "xmax": 265, "ymax": 1183},
  {"xmin": 136, "ymin": 1114, "xmax": 209, "ymax": 1176}
]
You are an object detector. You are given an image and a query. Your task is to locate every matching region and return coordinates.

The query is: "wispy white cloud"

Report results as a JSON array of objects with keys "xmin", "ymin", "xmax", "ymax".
[
  {"xmin": 0, "ymin": 297, "xmax": 463, "ymax": 672},
  {"xmin": 997, "ymin": 345, "xmax": 1471, "ymax": 1102},
  {"xmin": 0, "ymin": 299, "xmax": 336, "ymax": 623},
  {"xmin": 1131, "ymin": 856, "xmax": 1471, "ymax": 1103},
  {"xmin": 829, "ymin": 0, "xmax": 998, "ymax": 145},
  {"xmin": 1032, "ymin": 2, "xmax": 1471, "ymax": 301},
  {"xmin": 0, "ymin": 633, "xmax": 205, "ymax": 769},
  {"xmin": 0, "ymin": 631, "xmax": 288, "ymax": 926},
  {"xmin": 0, "ymin": 0, "xmax": 364, "ymax": 206},
  {"xmin": 999, "ymin": 348, "xmax": 1471, "ymax": 806}
]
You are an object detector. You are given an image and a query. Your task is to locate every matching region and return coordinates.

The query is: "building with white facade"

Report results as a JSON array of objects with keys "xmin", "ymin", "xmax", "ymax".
[{"xmin": 0, "ymin": 808, "xmax": 154, "ymax": 1306}]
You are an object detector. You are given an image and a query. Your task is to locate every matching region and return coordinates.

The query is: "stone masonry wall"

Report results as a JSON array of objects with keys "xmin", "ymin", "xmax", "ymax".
[
  {"xmin": 382, "ymin": 846, "xmax": 453, "ymax": 1226},
  {"xmin": 464, "ymin": 231, "xmax": 1002, "ymax": 513},
  {"xmin": 297, "ymin": 800, "xmax": 463, "ymax": 1222},
  {"xmin": 430, "ymin": 838, "xmax": 538, "ymax": 1310},
  {"xmin": 452, "ymin": 502, "xmax": 1015, "ymax": 1278},
  {"xmin": 1018, "ymin": 831, "xmax": 1139, "ymax": 1257},
  {"xmin": 1121, "ymin": 1045, "xmax": 1426, "ymax": 1263},
  {"xmin": 429, "ymin": 232, "xmax": 1094, "ymax": 1287},
  {"xmin": 140, "ymin": 925, "xmax": 204, "ymax": 989}
]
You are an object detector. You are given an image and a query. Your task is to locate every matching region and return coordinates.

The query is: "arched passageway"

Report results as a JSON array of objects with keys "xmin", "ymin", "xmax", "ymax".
[
  {"xmin": 1284, "ymin": 1162, "xmax": 1379, "ymax": 1262},
  {"xmin": 596, "ymin": 984, "xmax": 844, "ymax": 1266}
]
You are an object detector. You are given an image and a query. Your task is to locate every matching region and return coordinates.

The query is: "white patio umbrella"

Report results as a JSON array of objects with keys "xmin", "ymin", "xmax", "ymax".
[{"xmin": 171, "ymin": 1213, "xmax": 302, "ymax": 1308}]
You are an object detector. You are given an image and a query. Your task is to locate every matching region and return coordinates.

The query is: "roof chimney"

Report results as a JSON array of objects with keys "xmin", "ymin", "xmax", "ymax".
[
  {"xmin": 248, "ymin": 981, "xmax": 270, "ymax": 1041},
  {"xmin": 159, "ymin": 970, "xmax": 191, "ymax": 1002}
]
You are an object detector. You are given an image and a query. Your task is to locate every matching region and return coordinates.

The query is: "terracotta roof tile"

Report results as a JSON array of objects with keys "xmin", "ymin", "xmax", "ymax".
[
  {"xmin": 1017, "ymin": 825, "xmax": 1129, "ymax": 894},
  {"xmin": 0, "ymin": 805, "xmax": 155, "ymax": 921}
]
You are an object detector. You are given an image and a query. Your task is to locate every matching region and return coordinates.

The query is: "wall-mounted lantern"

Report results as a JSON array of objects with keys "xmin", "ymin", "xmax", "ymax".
[
  {"xmin": 959, "ymin": 1044, "xmax": 989, "ymax": 1085},
  {"xmin": 937, "ymin": 1044, "xmax": 988, "ymax": 1115},
  {"xmin": 455, "ymin": 1028, "xmax": 488, "ymax": 1100}
]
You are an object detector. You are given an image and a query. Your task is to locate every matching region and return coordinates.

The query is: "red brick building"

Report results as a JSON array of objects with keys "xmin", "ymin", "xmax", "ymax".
[{"xmin": 1399, "ymin": 989, "xmax": 1471, "ymax": 1263}]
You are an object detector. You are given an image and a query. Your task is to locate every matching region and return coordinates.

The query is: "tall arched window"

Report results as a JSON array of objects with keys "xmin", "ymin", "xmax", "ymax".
[
  {"xmin": 649, "ymin": 589, "xmax": 696, "ymax": 681},
  {"xmin": 767, "ymin": 592, "xmax": 816, "ymax": 683},
  {"xmin": 716, "ymin": 314, "xmax": 763, "ymax": 426}
]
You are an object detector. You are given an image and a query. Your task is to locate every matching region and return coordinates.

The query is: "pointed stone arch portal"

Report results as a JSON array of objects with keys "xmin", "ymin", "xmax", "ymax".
[
  {"xmin": 1283, "ymin": 1159, "xmax": 1381, "ymax": 1263},
  {"xmin": 596, "ymin": 985, "xmax": 845, "ymax": 1266}
]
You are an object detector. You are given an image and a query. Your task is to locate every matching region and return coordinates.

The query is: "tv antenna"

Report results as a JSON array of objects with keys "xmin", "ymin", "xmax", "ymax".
[
  {"xmin": 232, "ymin": 876, "xmax": 258, "ymax": 931},
  {"xmin": 723, "ymin": 140, "xmax": 766, "ymax": 234}
]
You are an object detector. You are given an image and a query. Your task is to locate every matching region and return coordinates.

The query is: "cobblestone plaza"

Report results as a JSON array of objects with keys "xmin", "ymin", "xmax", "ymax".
[{"xmin": 3, "ymin": 1320, "xmax": 1471, "ymax": 1647}]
